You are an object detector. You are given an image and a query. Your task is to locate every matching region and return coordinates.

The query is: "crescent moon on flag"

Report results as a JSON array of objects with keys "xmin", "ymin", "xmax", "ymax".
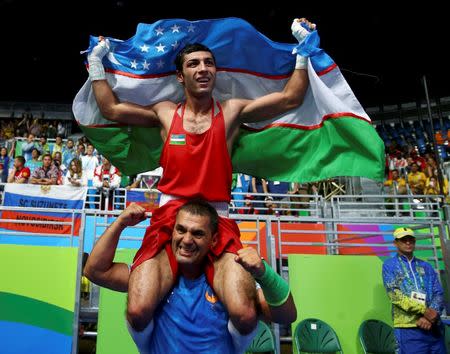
[{"xmin": 107, "ymin": 51, "xmax": 122, "ymax": 66}]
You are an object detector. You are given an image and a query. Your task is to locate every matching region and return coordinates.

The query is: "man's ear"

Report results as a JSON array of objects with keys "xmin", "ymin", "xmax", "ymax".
[
  {"xmin": 210, "ymin": 232, "xmax": 218, "ymax": 248},
  {"xmin": 176, "ymin": 70, "xmax": 184, "ymax": 84}
]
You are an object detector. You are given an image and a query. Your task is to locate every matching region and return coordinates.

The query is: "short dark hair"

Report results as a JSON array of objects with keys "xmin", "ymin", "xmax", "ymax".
[
  {"xmin": 15, "ymin": 155, "xmax": 25, "ymax": 165},
  {"xmin": 174, "ymin": 43, "xmax": 215, "ymax": 72},
  {"xmin": 178, "ymin": 199, "xmax": 219, "ymax": 234}
]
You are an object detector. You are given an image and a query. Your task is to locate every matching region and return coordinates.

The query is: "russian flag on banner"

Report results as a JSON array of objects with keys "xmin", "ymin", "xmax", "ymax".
[
  {"xmin": 1, "ymin": 184, "xmax": 87, "ymax": 235},
  {"xmin": 126, "ymin": 189, "xmax": 160, "ymax": 212},
  {"xmin": 73, "ymin": 17, "xmax": 384, "ymax": 183}
]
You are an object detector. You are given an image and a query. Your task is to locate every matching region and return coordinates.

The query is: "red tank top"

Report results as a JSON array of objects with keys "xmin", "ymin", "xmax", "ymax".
[{"xmin": 158, "ymin": 99, "xmax": 233, "ymax": 202}]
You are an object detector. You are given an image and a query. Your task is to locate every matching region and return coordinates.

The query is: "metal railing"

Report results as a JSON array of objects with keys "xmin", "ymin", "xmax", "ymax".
[{"xmin": 0, "ymin": 193, "xmax": 449, "ymax": 353}]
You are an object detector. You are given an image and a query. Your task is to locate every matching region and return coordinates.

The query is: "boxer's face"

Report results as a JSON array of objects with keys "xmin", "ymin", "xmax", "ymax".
[
  {"xmin": 177, "ymin": 51, "xmax": 216, "ymax": 96},
  {"xmin": 172, "ymin": 210, "xmax": 217, "ymax": 270}
]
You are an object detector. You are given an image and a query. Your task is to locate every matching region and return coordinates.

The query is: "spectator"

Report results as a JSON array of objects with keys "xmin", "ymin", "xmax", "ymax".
[
  {"xmin": 21, "ymin": 133, "xmax": 36, "ymax": 162},
  {"xmin": 425, "ymin": 157, "xmax": 438, "ymax": 178},
  {"xmin": 30, "ymin": 154, "xmax": 58, "ymax": 185},
  {"xmin": 25, "ymin": 148, "xmax": 43, "ymax": 174},
  {"xmin": 76, "ymin": 143, "xmax": 86, "ymax": 159},
  {"xmin": 410, "ymin": 150, "xmax": 427, "ymax": 172},
  {"xmin": 29, "ymin": 118, "xmax": 42, "ymax": 137},
  {"xmin": 263, "ymin": 195, "xmax": 278, "ymax": 215},
  {"xmin": 46, "ymin": 122, "xmax": 57, "ymax": 138},
  {"xmin": 64, "ymin": 158, "xmax": 87, "ymax": 187},
  {"xmin": 37, "ymin": 135, "xmax": 51, "ymax": 156},
  {"xmin": 62, "ymin": 138, "xmax": 77, "ymax": 167},
  {"xmin": 53, "ymin": 151, "xmax": 65, "ymax": 170},
  {"xmin": 391, "ymin": 152, "xmax": 409, "ymax": 176},
  {"xmin": 382, "ymin": 227, "xmax": 446, "ymax": 353},
  {"xmin": 81, "ymin": 144, "xmax": 100, "ymax": 181},
  {"xmin": 57, "ymin": 121, "xmax": 66, "ymax": 137},
  {"xmin": 238, "ymin": 194, "xmax": 258, "ymax": 215},
  {"xmin": 384, "ymin": 169, "xmax": 407, "ymax": 195},
  {"xmin": 7, "ymin": 156, "xmax": 30, "ymax": 183},
  {"xmin": 0, "ymin": 146, "xmax": 12, "ymax": 183},
  {"xmin": 1, "ymin": 120, "xmax": 15, "ymax": 140},
  {"xmin": 407, "ymin": 163, "xmax": 427, "ymax": 195},
  {"xmin": 53, "ymin": 151, "xmax": 65, "ymax": 184},
  {"xmin": 52, "ymin": 135, "xmax": 64, "ymax": 158},
  {"xmin": 424, "ymin": 175, "xmax": 448, "ymax": 197},
  {"xmin": 93, "ymin": 157, "xmax": 121, "ymax": 210}
]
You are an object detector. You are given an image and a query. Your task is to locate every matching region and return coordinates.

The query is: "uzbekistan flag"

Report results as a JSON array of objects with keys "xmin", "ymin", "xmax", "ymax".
[
  {"xmin": 1, "ymin": 184, "xmax": 87, "ymax": 235},
  {"xmin": 73, "ymin": 17, "xmax": 384, "ymax": 183}
]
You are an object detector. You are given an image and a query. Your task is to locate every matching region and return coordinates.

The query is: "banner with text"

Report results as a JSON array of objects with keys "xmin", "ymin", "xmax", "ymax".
[{"xmin": 1, "ymin": 184, "xmax": 87, "ymax": 235}]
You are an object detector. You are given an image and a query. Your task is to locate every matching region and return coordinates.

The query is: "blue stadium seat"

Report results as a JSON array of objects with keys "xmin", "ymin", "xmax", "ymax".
[
  {"xmin": 439, "ymin": 145, "xmax": 449, "ymax": 160},
  {"xmin": 444, "ymin": 117, "xmax": 450, "ymax": 130},
  {"xmin": 416, "ymin": 138, "xmax": 427, "ymax": 154},
  {"xmin": 433, "ymin": 120, "xmax": 442, "ymax": 131}
]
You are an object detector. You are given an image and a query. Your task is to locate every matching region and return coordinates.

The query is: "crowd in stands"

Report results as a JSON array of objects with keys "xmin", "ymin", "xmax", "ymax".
[
  {"xmin": 0, "ymin": 131, "xmax": 125, "ymax": 208},
  {"xmin": 0, "ymin": 115, "xmax": 68, "ymax": 141},
  {"xmin": 230, "ymin": 174, "xmax": 318, "ymax": 216},
  {"xmin": 383, "ymin": 141, "xmax": 449, "ymax": 202},
  {"xmin": 2, "ymin": 116, "xmax": 450, "ymax": 212}
]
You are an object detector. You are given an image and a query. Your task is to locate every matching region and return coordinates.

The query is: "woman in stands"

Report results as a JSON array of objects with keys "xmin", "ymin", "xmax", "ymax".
[
  {"xmin": 64, "ymin": 158, "xmax": 87, "ymax": 187},
  {"xmin": 0, "ymin": 147, "xmax": 12, "ymax": 183}
]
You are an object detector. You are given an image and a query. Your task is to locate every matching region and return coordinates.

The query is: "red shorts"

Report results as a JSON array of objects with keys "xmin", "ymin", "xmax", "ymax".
[{"xmin": 131, "ymin": 199, "xmax": 242, "ymax": 286}]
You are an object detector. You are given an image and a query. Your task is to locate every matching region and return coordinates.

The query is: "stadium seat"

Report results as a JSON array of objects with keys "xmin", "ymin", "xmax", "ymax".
[
  {"xmin": 246, "ymin": 321, "xmax": 277, "ymax": 353},
  {"xmin": 358, "ymin": 319, "xmax": 396, "ymax": 354},
  {"xmin": 433, "ymin": 119, "xmax": 442, "ymax": 132},
  {"xmin": 294, "ymin": 318, "xmax": 343, "ymax": 353},
  {"xmin": 439, "ymin": 145, "xmax": 449, "ymax": 160},
  {"xmin": 444, "ymin": 117, "xmax": 450, "ymax": 131}
]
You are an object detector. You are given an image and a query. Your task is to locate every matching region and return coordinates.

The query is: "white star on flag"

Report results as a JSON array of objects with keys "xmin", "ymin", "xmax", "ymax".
[
  {"xmin": 187, "ymin": 24, "xmax": 195, "ymax": 32},
  {"xmin": 140, "ymin": 44, "xmax": 149, "ymax": 52},
  {"xmin": 130, "ymin": 60, "xmax": 138, "ymax": 69},
  {"xmin": 155, "ymin": 27, "xmax": 164, "ymax": 36},
  {"xmin": 171, "ymin": 41, "xmax": 179, "ymax": 50},
  {"xmin": 171, "ymin": 24, "xmax": 181, "ymax": 33},
  {"xmin": 156, "ymin": 59, "xmax": 165, "ymax": 68},
  {"xmin": 142, "ymin": 60, "xmax": 150, "ymax": 69},
  {"xmin": 155, "ymin": 43, "xmax": 166, "ymax": 53}
]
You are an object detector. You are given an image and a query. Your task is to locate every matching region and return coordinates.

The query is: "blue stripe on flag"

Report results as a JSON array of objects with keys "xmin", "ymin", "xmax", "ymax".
[{"xmin": 88, "ymin": 18, "xmax": 334, "ymax": 77}]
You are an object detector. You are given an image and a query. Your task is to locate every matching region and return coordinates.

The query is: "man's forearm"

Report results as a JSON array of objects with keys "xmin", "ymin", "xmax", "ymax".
[
  {"xmin": 388, "ymin": 289, "xmax": 426, "ymax": 314},
  {"xmin": 84, "ymin": 218, "xmax": 127, "ymax": 284},
  {"xmin": 92, "ymin": 80, "xmax": 120, "ymax": 120}
]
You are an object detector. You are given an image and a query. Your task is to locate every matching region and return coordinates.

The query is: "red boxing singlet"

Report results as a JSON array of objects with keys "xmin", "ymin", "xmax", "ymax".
[
  {"xmin": 158, "ymin": 99, "xmax": 233, "ymax": 202},
  {"xmin": 131, "ymin": 99, "xmax": 243, "ymax": 285}
]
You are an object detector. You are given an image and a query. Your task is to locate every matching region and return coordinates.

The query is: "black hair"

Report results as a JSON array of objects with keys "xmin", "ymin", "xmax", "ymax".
[
  {"xmin": 174, "ymin": 43, "xmax": 216, "ymax": 72},
  {"xmin": 178, "ymin": 199, "xmax": 219, "ymax": 234}
]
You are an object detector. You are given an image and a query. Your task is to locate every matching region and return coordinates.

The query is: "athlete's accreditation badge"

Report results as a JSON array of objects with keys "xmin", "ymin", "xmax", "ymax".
[{"xmin": 169, "ymin": 134, "xmax": 186, "ymax": 145}]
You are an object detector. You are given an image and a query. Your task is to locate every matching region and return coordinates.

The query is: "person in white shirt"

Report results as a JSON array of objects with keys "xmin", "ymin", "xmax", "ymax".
[
  {"xmin": 81, "ymin": 144, "xmax": 100, "ymax": 181},
  {"xmin": 93, "ymin": 157, "xmax": 121, "ymax": 210}
]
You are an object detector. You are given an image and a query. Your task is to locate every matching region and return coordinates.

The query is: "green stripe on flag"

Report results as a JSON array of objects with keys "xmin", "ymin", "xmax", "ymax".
[
  {"xmin": 81, "ymin": 117, "xmax": 384, "ymax": 183},
  {"xmin": 232, "ymin": 117, "xmax": 385, "ymax": 182}
]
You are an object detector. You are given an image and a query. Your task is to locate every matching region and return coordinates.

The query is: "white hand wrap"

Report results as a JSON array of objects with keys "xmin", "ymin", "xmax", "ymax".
[
  {"xmin": 291, "ymin": 19, "xmax": 314, "ymax": 70},
  {"xmin": 87, "ymin": 39, "xmax": 110, "ymax": 81}
]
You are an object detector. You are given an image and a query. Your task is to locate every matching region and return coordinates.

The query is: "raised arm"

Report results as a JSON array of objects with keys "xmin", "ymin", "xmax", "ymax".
[
  {"xmin": 235, "ymin": 247, "xmax": 297, "ymax": 324},
  {"xmin": 88, "ymin": 38, "xmax": 169, "ymax": 127},
  {"xmin": 84, "ymin": 203, "xmax": 147, "ymax": 292},
  {"xmin": 232, "ymin": 18, "xmax": 315, "ymax": 124}
]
